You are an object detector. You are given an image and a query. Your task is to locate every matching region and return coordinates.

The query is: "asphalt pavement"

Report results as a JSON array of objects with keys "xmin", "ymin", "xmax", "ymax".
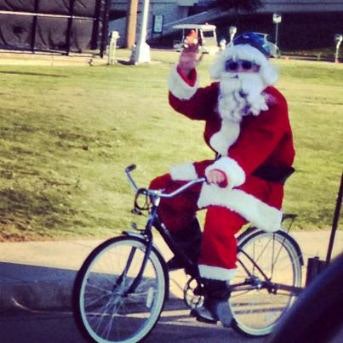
[{"xmin": 0, "ymin": 230, "xmax": 341, "ymax": 341}]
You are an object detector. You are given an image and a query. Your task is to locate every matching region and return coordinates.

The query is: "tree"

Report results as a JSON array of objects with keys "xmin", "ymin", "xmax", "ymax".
[{"xmin": 214, "ymin": 0, "xmax": 262, "ymax": 11}]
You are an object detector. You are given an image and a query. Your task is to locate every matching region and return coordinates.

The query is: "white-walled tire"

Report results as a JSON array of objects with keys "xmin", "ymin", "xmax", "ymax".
[
  {"xmin": 230, "ymin": 228, "xmax": 303, "ymax": 337},
  {"xmin": 73, "ymin": 236, "xmax": 168, "ymax": 343}
]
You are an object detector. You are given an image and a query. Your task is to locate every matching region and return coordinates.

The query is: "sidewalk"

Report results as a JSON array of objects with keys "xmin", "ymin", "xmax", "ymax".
[
  {"xmin": 0, "ymin": 230, "xmax": 342, "ymax": 311},
  {"xmin": 0, "ymin": 51, "xmax": 108, "ymax": 67}
]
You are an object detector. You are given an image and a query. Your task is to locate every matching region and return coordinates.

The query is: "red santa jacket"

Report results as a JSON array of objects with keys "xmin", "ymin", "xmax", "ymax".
[{"xmin": 167, "ymin": 66, "xmax": 295, "ymax": 232}]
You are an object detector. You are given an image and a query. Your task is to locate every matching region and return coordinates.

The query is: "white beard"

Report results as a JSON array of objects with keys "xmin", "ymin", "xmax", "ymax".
[{"xmin": 218, "ymin": 73, "xmax": 269, "ymax": 122}]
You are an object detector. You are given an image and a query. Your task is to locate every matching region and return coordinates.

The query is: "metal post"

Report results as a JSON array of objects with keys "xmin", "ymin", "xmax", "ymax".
[
  {"xmin": 91, "ymin": 0, "xmax": 102, "ymax": 50},
  {"xmin": 131, "ymin": 0, "xmax": 151, "ymax": 64},
  {"xmin": 65, "ymin": 0, "xmax": 76, "ymax": 55},
  {"xmin": 274, "ymin": 23, "xmax": 279, "ymax": 48},
  {"xmin": 334, "ymin": 34, "xmax": 343, "ymax": 63},
  {"xmin": 325, "ymin": 173, "xmax": 343, "ymax": 264},
  {"xmin": 273, "ymin": 13, "xmax": 282, "ymax": 53},
  {"xmin": 31, "ymin": 0, "xmax": 39, "ymax": 52}
]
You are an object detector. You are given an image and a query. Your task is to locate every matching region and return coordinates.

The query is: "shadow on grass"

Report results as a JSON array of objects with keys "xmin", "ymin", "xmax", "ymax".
[
  {"xmin": 0, "ymin": 188, "xmax": 77, "ymax": 240},
  {"xmin": 117, "ymin": 59, "xmax": 134, "ymax": 66},
  {"xmin": 0, "ymin": 71, "xmax": 67, "ymax": 78}
]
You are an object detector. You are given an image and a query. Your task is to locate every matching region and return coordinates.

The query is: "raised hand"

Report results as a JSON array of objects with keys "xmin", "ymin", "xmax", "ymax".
[{"xmin": 177, "ymin": 31, "xmax": 201, "ymax": 76}]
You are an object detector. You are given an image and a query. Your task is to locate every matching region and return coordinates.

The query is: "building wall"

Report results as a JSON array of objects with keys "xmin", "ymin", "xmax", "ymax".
[
  {"xmin": 109, "ymin": 0, "xmax": 343, "ymax": 48},
  {"xmin": 109, "ymin": 0, "xmax": 193, "ymax": 46}
]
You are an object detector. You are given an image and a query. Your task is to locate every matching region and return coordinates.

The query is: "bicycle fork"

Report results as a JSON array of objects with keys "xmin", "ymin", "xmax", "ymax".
[{"xmin": 118, "ymin": 218, "xmax": 155, "ymax": 296}]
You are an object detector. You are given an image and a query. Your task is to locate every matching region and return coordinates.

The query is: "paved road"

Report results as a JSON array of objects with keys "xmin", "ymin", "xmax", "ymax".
[
  {"xmin": 0, "ymin": 307, "xmax": 264, "ymax": 343},
  {"xmin": 0, "ymin": 230, "xmax": 341, "ymax": 342}
]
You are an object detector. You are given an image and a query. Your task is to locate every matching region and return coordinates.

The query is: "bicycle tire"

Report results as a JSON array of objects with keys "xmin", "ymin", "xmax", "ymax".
[
  {"xmin": 73, "ymin": 235, "xmax": 168, "ymax": 343},
  {"xmin": 230, "ymin": 227, "xmax": 303, "ymax": 337},
  {"xmin": 267, "ymin": 253, "xmax": 343, "ymax": 343}
]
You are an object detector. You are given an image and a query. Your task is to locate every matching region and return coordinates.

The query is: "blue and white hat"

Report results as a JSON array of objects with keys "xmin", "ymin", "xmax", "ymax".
[
  {"xmin": 233, "ymin": 32, "xmax": 272, "ymax": 57},
  {"xmin": 209, "ymin": 32, "xmax": 278, "ymax": 85}
]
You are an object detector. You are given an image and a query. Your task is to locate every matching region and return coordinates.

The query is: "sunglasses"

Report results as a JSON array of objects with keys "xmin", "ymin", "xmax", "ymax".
[{"xmin": 225, "ymin": 59, "xmax": 260, "ymax": 72}]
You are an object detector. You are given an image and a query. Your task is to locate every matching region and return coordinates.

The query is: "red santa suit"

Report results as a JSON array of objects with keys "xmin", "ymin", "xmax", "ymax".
[{"xmin": 150, "ymin": 45, "xmax": 295, "ymax": 281}]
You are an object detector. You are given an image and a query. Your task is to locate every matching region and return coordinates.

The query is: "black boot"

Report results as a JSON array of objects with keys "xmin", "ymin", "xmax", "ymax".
[
  {"xmin": 192, "ymin": 279, "xmax": 233, "ymax": 328},
  {"xmin": 167, "ymin": 218, "xmax": 202, "ymax": 271}
]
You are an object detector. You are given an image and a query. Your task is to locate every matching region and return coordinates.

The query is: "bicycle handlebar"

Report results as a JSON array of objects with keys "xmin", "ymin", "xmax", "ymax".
[
  {"xmin": 158, "ymin": 177, "xmax": 205, "ymax": 198},
  {"xmin": 125, "ymin": 164, "xmax": 205, "ymax": 199},
  {"xmin": 125, "ymin": 164, "xmax": 139, "ymax": 191}
]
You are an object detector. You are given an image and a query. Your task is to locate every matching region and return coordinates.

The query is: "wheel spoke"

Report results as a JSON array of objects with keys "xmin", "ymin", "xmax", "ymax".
[
  {"xmin": 230, "ymin": 229, "xmax": 302, "ymax": 337},
  {"xmin": 74, "ymin": 237, "xmax": 166, "ymax": 343}
]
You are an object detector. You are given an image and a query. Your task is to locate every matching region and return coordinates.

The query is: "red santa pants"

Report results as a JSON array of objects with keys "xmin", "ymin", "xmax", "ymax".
[{"xmin": 149, "ymin": 174, "xmax": 248, "ymax": 273}]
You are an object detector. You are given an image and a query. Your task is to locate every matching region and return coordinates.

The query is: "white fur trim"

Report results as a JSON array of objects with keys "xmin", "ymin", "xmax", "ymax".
[
  {"xmin": 199, "ymin": 265, "xmax": 236, "ymax": 281},
  {"xmin": 209, "ymin": 45, "xmax": 278, "ymax": 87},
  {"xmin": 209, "ymin": 119, "xmax": 240, "ymax": 155},
  {"xmin": 197, "ymin": 184, "xmax": 282, "ymax": 232},
  {"xmin": 170, "ymin": 162, "xmax": 198, "ymax": 181},
  {"xmin": 205, "ymin": 157, "xmax": 246, "ymax": 188},
  {"xmin": 168, "ymin": 65, "xmax": 198, "ymax": 100}
]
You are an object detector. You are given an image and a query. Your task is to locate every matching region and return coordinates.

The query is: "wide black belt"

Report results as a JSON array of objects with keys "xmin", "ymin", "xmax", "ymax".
[
  {"xmin": 215, "ymin": 154, "xmax": 294, "ymax": 184},
  {"xmin": 253, "ymin": 165, "xmax": 295, "ymax": 184}
]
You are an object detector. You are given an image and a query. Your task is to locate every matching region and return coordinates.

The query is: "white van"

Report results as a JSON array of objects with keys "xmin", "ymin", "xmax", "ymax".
[{"xmin": 172, "ymin": 24, "xmax": 218, "ymax": 55}]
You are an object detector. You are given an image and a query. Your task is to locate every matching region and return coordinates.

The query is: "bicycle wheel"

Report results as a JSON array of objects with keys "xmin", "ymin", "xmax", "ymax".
[
  {"xmin": 230, "ymin": 228, "xmax": 303, "ymax": 337},
  {"xmin": 73, "ymin": 235, "xmax": 168, "ymax": 343},
  {"xmin": 268, "ymin": 253, "xmax": 343, "ymax": 343}
]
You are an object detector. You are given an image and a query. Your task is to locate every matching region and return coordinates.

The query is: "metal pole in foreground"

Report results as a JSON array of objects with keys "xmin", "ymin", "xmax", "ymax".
[
  {"xmin": 131, "ymin": 0, "xmax": 151, "ymax": 64},
  {"xmin": 325, "ymin": 173, "xmax": 343, "ymax": 264}
]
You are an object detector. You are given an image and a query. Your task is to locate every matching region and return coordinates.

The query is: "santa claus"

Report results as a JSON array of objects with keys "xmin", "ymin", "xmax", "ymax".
[{"xmin": 149, "ymin": 32, "xmax": 295, "ymax": 326}]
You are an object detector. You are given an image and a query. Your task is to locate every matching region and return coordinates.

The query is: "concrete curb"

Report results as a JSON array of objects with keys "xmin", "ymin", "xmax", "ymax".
[
  {"xmin": 0, "ymin": 237, "xmax": 176, "ymax": 312},
  {"xmin": 0, "ymin": 231, "xmax": 341, "ymax": 312},
  {"xmin": 0, "ymin": 264, "xmax": 75, "ymax": 311},
  {"xmin": 0, "ymin": 279, "xmax": 73, "ymax": 311}
]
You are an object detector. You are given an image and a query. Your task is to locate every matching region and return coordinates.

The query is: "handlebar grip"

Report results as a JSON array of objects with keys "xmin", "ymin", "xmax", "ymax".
[{"xmin": 125, "ymin": 164, "xmax": 136, "ymax": 173}]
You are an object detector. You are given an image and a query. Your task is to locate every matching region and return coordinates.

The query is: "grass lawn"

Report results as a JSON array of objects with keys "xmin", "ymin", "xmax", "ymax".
[{"xmin": 0, "ymin": 50, "xmax": 342, "ymax": 241}]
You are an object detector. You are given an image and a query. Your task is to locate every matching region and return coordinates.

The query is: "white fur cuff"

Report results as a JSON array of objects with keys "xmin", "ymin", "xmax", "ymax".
[
  {"xmin": 170, "ymin": 162, "xmax": 198, "ymax": 181},
  {"xmin": 197, "ymin": 184, "xmax": 282, "ymax": 232},
  {"xmin": 199, "ymin": 265, "xmax": 236, "ymax": 281},
  {"xmin": 168, "ymin": 65, "xmax": 198, "ymax": 100},
  {"xmin": 205, "ymin": 157, "xmax": 245, "ymax": 188}
]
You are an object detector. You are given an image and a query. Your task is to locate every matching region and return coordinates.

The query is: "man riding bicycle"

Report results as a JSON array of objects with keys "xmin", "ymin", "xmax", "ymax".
[{"xmin": 150, "ymin": 32, "xmax": 295, "ymax": 327}]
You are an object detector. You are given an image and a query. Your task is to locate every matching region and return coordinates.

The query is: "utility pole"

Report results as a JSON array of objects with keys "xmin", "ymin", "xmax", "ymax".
[
  {"xmin": 131, "ymin": 0, "xmax": 151, "ymax": 64},
  {"xmin": 125, "ymin": 0, "xmax": 139, "ymax": 48}
]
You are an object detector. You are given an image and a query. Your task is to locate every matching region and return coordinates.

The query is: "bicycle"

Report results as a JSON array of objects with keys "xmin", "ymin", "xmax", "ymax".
[{"xmin": 73, "ymin": 164, "xmax": 304, "ymax": 343}]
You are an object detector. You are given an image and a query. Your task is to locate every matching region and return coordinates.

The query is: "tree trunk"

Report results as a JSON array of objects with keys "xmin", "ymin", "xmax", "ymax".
[{"xmin": 125, "ymin": 0, "xmax": 139, "ymax": 49}]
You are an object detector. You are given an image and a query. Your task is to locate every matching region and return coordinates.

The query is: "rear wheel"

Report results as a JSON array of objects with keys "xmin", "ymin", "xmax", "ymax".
[
  {"xmin": 230, "ymin": 228, "xmax": 303, "ymax": 336},
  {"xmin": 73, "ymin": 236, "xmax": 168, "ymax": 343}
]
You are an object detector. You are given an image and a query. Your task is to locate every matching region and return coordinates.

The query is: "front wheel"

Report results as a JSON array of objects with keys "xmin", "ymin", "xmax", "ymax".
[
  {"xmin": 73, "ymin": 236, "xmax": 168, "ymax": 343},
  {"xmin": 230, "ymin": 228, "xmax": 303, "ymax": 337}
]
